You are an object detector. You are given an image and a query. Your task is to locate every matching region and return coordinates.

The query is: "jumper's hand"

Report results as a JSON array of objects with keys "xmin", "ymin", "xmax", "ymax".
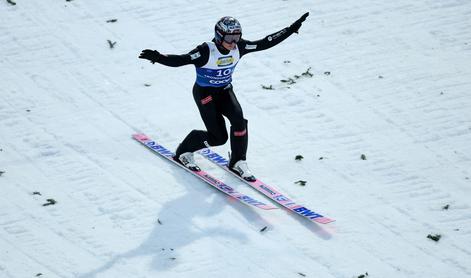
[
  {"xmin": 139, "ymin": 49, "xmax": 161, "ymax": 64},
  {"xmin": 290, "ymin": 12, "xmax": 309, "ymax": 33}
]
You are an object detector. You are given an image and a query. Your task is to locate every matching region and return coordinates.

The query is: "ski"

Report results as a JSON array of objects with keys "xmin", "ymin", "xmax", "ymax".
[
  {"xmin": 198, "ymin": 148, "xmax": 334, "ymax": 224},
  {"xmin": 133, "ymin": 134, "xmax": 277, "ymax": 210}
]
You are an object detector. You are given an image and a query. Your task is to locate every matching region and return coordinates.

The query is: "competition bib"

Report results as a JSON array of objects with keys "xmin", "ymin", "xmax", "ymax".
[{"xmin": 195, "ymin": 42, "xmax": 240, "ymax": 87}]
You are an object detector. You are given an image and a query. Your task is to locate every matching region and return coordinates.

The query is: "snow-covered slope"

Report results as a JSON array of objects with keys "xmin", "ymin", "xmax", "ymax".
[{"xmin": 1, "ymin": 1, "xmax": 471, "ymax": 277}]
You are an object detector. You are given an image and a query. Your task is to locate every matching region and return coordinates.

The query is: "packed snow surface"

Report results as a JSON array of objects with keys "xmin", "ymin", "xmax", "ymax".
[{"xmin": 1, "ymin": 1, "xmax": 471, "ymax": 277}]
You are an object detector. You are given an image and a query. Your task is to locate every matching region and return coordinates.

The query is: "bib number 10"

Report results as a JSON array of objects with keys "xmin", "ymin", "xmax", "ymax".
[{"xmin": 216, "ymin": 68, "xmax": 233, "ymax": 77}]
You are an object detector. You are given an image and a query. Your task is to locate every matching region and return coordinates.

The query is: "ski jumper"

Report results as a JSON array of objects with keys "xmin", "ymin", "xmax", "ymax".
[{"xmin": 152, "ymin": 26, "xmax": 296, "ymax": 166}]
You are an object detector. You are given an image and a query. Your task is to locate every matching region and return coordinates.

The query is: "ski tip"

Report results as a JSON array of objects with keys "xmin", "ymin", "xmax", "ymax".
[{"xmin": 133, "ymin": 133, "xmax": 149, "ymax": 141}]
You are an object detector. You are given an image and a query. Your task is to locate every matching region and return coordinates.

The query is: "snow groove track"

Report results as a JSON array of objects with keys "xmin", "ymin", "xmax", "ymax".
[{"xmin": 1, "ymin": 0, "xmax": 471, "ymax": 278}]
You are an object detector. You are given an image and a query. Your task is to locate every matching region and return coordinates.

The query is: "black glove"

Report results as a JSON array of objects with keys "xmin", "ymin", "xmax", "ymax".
[
  {"xmin": 139, "ymin": 49, "xmax": 161, "ymax": 64},
  {"xmin": 290, "ymin": 12, "xmax": 309, "ymax": 33}
]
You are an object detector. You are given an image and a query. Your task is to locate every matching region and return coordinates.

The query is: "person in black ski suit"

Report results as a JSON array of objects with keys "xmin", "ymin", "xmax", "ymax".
[{"xmin": 139, "ymin": 12, "xmax": 309, "ymax": 181}]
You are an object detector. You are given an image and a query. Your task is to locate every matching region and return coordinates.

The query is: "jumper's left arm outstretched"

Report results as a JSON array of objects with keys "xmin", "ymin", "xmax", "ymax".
[{"xmin": 238, "ymin": 12, "xmax": 309, "ymax": 57}]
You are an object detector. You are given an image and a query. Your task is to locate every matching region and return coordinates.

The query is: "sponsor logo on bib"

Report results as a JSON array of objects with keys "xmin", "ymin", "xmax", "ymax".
[{"xmin": 216, "ymin": 56, "xmax": 234, "ymax": 67}]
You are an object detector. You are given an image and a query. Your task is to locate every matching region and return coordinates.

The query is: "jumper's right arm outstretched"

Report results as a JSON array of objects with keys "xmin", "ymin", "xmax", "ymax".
[{"xmin": 139, "ymin": 43, "xmax": 209, "ymax": 67}]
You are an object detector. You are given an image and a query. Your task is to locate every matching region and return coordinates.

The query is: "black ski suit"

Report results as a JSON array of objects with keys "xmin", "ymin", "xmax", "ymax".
[{"xmin": 144, "ymin": 25, "xmax": 298, "ymax": 167}]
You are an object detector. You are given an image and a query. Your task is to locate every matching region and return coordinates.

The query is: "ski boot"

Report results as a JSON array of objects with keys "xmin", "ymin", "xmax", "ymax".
[
  {"xmin": 174, "ymin": 152, "xmax": 201, "ymax": 172},
  {"xmin": 230, "ymin": 160, "xmax": 256, "ymax": 182}
]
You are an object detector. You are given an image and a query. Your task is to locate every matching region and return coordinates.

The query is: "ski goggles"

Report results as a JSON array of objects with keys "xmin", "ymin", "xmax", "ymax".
[{"xmin": 223, "ymin": 33, "xmax": 241, "ymax": 44}]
